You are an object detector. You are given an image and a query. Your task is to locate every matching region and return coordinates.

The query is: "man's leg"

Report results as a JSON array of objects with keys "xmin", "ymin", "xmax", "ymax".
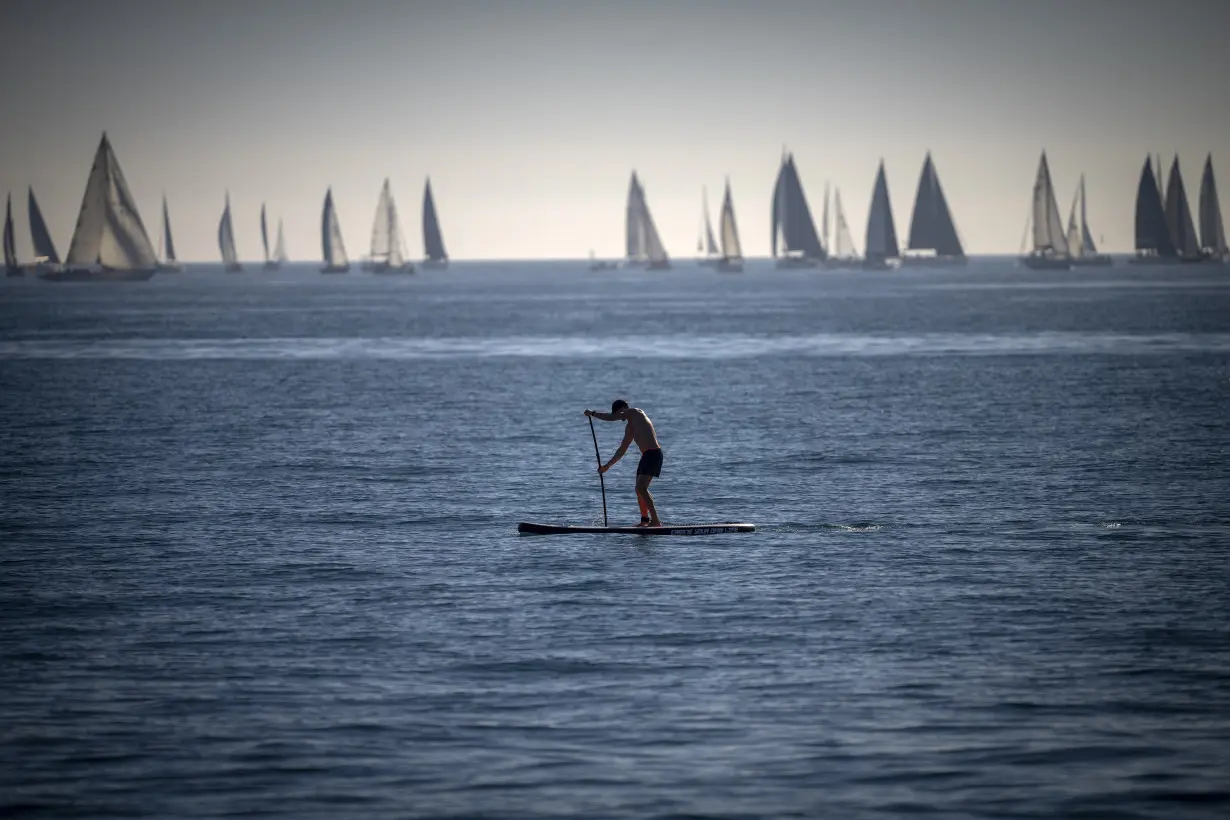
[{"xmin": 636, "ymin": 473, "xmax": 660, "ymax": 526}]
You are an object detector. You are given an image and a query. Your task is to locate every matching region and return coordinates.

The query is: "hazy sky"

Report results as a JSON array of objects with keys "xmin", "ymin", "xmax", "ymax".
[{"xmin": 1, "ymin": 0, "xmax": 1227, "ymax": 261}]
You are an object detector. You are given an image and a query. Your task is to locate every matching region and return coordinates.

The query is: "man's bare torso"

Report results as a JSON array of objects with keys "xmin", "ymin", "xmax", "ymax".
[{"xmin": 624, "ymin": 407, "xmax": 661, "ymax": 453}]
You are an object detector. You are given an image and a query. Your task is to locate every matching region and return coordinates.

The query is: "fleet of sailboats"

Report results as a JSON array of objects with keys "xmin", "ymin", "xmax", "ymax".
[
  {"xmin": 363, "ymin": 179, "xmax": 413, "ymax": 274},
  {"xmin": 218, "ymin": 193, "xmax": 242, "ymax": 273},
  {"xmin": 421, "ymin": 178, "xmax": 448, "ymax": 269},
  {"xmin": 7, "ymin": 134, "xmax": 1228, "ymax": 281},
  {"xmin": 320, "ymin": 187, "xmax": 349, "ymax": 274},
  {"xmin": 625, "ymin": 171, "xmax": 670, "ymax": 270}
]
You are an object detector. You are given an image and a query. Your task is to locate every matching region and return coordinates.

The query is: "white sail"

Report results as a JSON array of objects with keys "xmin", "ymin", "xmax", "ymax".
[
  {"xmin": 321, "ymin": 188, "xmax": 348, "ymax": 268},
  {"xmin": 832, "ymin": 188, "xmax": 857, "ymax": 258},
  {"xmin": 65, "ymin": 134, "xmax": 158, "ymax": 270},
  {"xmin": 370, "ymin": 179, "xmax": 393, "ymax": 261},
  {"xmin": 1065, "ymin": 186, "xmax": 1083, "ymax": 259},
  {"xmin": 218, "ymin": 194, "xmax": 239, "ymax": 268},
  {"xmin": 626, "ymin": 173, "xmax": 648, "ymax": 262},
  {"xmin": 1078, "ymin": 176, "xmax": 1098, "ymax": 254},
  {"xmin": 719, "ymin": 180, "xmax": 742, "ymax": 259},
  {"xmin": 638, "ymin": 180, "xmax": 669, "ymax": 265},
  {"xmin": 368, "ymin": 178, "xmax": 408, "ymax": 268},
  {"xmin": 274, "ymin": 220, "xmax": 288, "ymax": 263},
  {"xmin": 1030, "ymin": 152, "xmax": 1069, "ymax": 256}
]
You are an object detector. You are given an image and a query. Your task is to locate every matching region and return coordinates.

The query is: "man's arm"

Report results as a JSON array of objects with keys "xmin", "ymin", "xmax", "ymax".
[
  {"xmin": 584, "ymin": 410, "xmax": 618, "ymax": 421},
  {"xmin": 600, "ymin": 425, "xmax": 635, "ymax": 473}
]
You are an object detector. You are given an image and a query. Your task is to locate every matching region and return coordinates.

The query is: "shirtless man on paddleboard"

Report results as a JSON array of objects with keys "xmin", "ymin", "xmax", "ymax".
[{"xmin": 584, "ymin": 400, "xmax": 663, "ymax": 527}]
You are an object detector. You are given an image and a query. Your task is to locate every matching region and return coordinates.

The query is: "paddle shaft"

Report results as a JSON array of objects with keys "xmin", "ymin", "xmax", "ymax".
[{"xmin": 588, "ymin": 416, "xmax": 608, "ymax": 527}]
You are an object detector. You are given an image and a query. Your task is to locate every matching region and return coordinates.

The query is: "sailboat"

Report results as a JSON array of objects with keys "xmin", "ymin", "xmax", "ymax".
[
  {"xmin": 218, "ymin": 193, "xmax": 242, "ymax": 273},
  {"xmin": 27, "ymin": 188, "xmax": 61, "ymax": 275},
  {"xmin": 41, "ymin": 133, "xmax": 158, "ymax": 282},
  {"xmin": 1066, "ymin": 176, "xmax": 1112, "ymax": 267},
  {"xmin": 1164, "ymin": 156, "xmax": 1205, "ymax": 263},
  {"xmin": 1198, "ymin": 154, "xmax": 1228, "ymax": 263},
  {"xmin": 4, "ymin": 194, "xmax": 19, "ymax": 277},
  {"xmin": 260, "ymin": 203, "xmax": 280, "ymax": 271},
  {"xmin": 823, "ymin": 188, "xmax": 860, "ymax": 269},
  {"xmin": 273, "ymin": 219, "xmax": 289, "ymax": 267},
  {"xmin": 863, "ymin": 161, "xmax": 899, "ymax": 270},
  {"xmin": 696, "ymin": 187, "xmax": 720, "ymax": 266},
  {"xmin": 364, "ymin": 179, "xmax": 413, "ymax": 274},
  {"xmin": 714, "ymin": 178, "xmax": 743, "ymax": 273},
  {"xmin": 902, "ymin": 152, "xmax": 967, "ymax": 267},
  {"xmin": 155, "ymin": 195, "xmax": 183, "ymax": 272},
  {"xmin": 625, "ymin": 171, "xmax": 670, "ymax": 270},
  {"xmin": 320, "ymin": 187, "xmax": 349, "ymax": 273},
  {"xmin": 1131, "ymin": 155, "xmax": 1175, "ymax": 264},
  {"xmin": 771, "ymin": 152, "xmax": 825, "ymax": 268},
  {"xmin": 421, "ymin": 178, "xmax": 448, "ymax": 270},
  {"xmin": 1020, "ymin": 152, "xmax": 1071, "ymax": 270}
]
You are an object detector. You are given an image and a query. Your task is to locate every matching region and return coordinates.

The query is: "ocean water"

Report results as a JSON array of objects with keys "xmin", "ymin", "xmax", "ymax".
[{"xmin": 1, "ymin": 259, "xmax": 1228, "ymax": 819}]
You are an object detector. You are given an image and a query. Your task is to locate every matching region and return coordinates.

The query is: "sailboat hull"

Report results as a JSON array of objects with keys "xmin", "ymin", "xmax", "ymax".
[
  {"xmin": 39, "ymin": 267, "xmax": 156, "ymax": 282},
  {"xmin": 420, "ymin": 259, "xmax": 449, "ymax": 271},
  {"xmin": 1020, "ymin": 254, "xmax": 1072, "ymax": 270},
  {"xmin": 370, "ymin": 263, "xmax": 415, "ymax": 275},
  {"xmin": 774, "ymin": 256, "xmax": 819, "ymax": 269},
  {"xmin": 1070, "ymin": 255, "xmax": 1114, "ymax": 267},
  {"xmin": 823, "ymin": 257, "xmax": 862, "ymax": 270},
  {"xmin": 900, "ymin": 254, "xmax": 968, "ymax": 268}
]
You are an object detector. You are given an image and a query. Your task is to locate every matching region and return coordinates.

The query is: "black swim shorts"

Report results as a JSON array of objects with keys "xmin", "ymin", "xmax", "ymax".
[{"xmin": 636, "ymin": 448, "xmax": 663, "ymax": 477}]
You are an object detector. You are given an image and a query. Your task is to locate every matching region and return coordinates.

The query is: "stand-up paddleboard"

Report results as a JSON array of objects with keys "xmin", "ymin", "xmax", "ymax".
[{"xmin": 518, "ymin": 522, "xmax": 755, "ymax": 536}]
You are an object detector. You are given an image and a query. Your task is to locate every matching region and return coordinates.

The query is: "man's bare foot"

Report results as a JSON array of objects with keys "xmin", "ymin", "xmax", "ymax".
[{"xmin": 634, "ymin": 520, "xmax": 651, "ymax": 528}]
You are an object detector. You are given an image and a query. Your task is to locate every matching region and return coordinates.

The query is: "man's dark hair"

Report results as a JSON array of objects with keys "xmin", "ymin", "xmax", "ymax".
[{"xmin": 611, "ymin": 399, "xmax": 629, "ymax": 414}]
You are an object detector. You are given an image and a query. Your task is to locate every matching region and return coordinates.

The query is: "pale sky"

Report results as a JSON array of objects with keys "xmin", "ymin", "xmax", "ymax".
[{"xmin": 1, "ymin": 0, "xmax": 1227, "ymax": 262}]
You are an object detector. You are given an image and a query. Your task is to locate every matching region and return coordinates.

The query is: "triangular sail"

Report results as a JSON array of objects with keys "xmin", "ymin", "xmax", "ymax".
[
  {"xmin": 1065, "ymin": 184, "xmax": 1083, "ymax": 259},
  {"xmin": 1164, "ymin": 156, "xmax": 1200, "ymax": 258},
  {"xmin": 771, "ymin": 154, "xmax": 825, "ymax": 259},
  {"xmin": 274, "ymin": 220, "xmax": 288, "ymax": 263},
  {"xmin": 322, "ymin": 188, "xmax": 348, "ymax": 267},
  {"xmin": 1135, "ymin": 157, "xmax": 1175, "ymax": 257},
  {"xmin": 864, "ymin": 161, "xmax": 899, "ymax": 260},
  {"xmin": 719, "ymin": 180, "xmax": 742, "ymax": 259},
  {"xmin": 388, "ymin": 198, "xmax": 406, "ymax": 268},
  {"xmin": 218, "ymin": 195, "xmax": 239, "ymax": 267},
  {"xmin": 1199, "ymin": 155, "xmax": 1227, "ymax": 255},
  {"xmin": 906, "ymin": 153, "xmax": 964, "ymax": 257},
  {"xmin": 626, "ymin": 173, "xmax": 647, "ymax": 261},
  {"xmin": 422, "ymin": 179, "xmax": 447, "ymax": 262},
  {"xmin": 821, "ymin": 182, "xmax": 831, "ymax": 252},
  {"xmin": 638, "ymin": 178, "xmax": 668, "ymax": 264},
  {"xmin": 370, "ymin": 179, "xmax": 394, "ymax": 261},
  {"xmin": 260, "ymin": 204, "xmax": 270, "ymax": 263},
  {"xmin": 161, "ymin": 196, "xmax": 177, "ymax": 263},
  {"xmin": 1030, "ymin": 153, "xmax": 1069, "ymax": 256},
  {"xmin": 3, "ymin": 195, "xmax": 16, "ymax": 268},
  {"xmin": 832, "ymin": 188, "xmax": 857, "ymax": 258},
  {"xmin": 1078, "ymin": 176, "xmax": 1098, "ymax": 254},
  {"xmin": 702, "ymin": 189, "xmax": 719, "ymax": 255},
  {"xmin": 27, "ymin": 188, "xmax": 60, "ymax": 263},
  {"xmin": 65, "ymin": 134, "xmax": 158, "ymax": 269}
]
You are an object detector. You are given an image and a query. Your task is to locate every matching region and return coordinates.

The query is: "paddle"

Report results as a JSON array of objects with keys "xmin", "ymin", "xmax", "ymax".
[{"xmin": 588, "ymin": 415, "xmax": 608, "ymax": 527}]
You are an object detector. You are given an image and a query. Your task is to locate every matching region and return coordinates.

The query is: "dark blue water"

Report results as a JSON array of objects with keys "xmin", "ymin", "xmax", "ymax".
[{"xmin": 2, "ymin": 260, "xmax": 1229, "ymax": 819}]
